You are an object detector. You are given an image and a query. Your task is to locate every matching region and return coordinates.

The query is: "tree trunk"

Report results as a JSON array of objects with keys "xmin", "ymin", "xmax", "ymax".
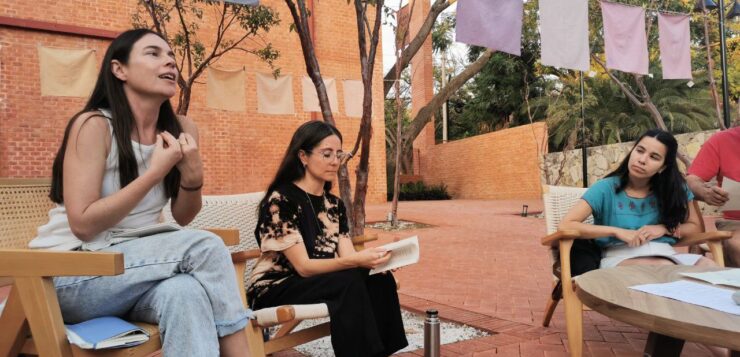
[
  {"xmin": 700, "ymin": 9, "xmax": 726, "ymax": 130},
  {"xmin": 349, "ymin": 0, "xmax": 383, "ymax": 238},
  {"xmin": 177, "ymin": 86, "xmax": 191, "ymax": 115},
  {"xmin": 284, "ymin": 0, "xmax": 354, "ymax": 218}
]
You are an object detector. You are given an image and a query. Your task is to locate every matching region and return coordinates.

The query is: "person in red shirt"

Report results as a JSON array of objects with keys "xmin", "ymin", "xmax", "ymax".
[{"xmin": 687, "ymin": 127, "xmax": 740, "ymax": 267}]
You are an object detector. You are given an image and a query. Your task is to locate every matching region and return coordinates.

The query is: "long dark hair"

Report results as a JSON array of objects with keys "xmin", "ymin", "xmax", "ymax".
[
  {"xmin": 260, "ymin": 121, "xmax": 343, "ymax": 209},
  {"xmin": 606, "ymin": 129, "xmax": 687, "ymax": 231},
  {"xmin": 50, "ymin": 29, "xmax": 183, "ymax": 203}
]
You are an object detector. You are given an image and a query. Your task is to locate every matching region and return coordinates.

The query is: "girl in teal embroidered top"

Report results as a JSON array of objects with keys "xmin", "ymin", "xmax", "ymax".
[{"xmin": 560, "ymin": 129, "xmax": 717, "ymax": 268}]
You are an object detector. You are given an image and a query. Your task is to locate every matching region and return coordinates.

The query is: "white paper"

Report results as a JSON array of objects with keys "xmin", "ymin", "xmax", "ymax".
[
  {"xmin": 369, "ymin": 236, "xmax": 420, "ymax": 275},
  {"xmin": 720, "ymin": 177, "xmax": 740, "ymax": 211},
  {"xmin": 681, "ymin": 269, "xmax": 740, "ymax": 289},
  {"xmin": 630, "ymin": 280, "xmax": 740, "ymax": 315}
]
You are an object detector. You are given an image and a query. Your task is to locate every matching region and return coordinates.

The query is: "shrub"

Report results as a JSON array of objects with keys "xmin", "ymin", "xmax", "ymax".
[{"xmin": 387, "ymin": 181, "xmax": 452, "ymax": 201}]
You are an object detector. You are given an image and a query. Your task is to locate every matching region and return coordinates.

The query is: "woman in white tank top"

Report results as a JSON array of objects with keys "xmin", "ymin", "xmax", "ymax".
[{"xmin": 31, "ymin": 29, "xmax": 251, "ymax": 356}]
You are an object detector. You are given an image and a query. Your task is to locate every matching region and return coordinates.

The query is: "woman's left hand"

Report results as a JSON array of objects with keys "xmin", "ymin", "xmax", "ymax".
[
  {"xmin": 176, "ymin": 132, "xmax": 203, "ymax": 187},
  {"xmin": 637, "ymin": 224, "xmax": 668, "ymax": 241}
]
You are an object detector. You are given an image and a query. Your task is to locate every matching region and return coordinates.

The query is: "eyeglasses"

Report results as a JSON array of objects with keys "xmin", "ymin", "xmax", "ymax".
[{"xmin": 309, "ymin": 150, "xmax": 347, "ymax": 163}]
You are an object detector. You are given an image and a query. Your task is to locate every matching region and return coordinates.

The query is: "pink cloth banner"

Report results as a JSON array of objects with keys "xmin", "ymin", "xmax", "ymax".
[
  {"xmin": 540, "ymin": 0, "xmax": 590, "ymax": 72},
  {"xmin": 658, "ymin": 13, "xmax": 692, "ymax": 79},
  {"xmin": 601, "ymin": 1, "xmax": 649, "ymax": 75},
  {"xmin": 455, "ymin": 0, "xmax": 523, "ymax": 56}
]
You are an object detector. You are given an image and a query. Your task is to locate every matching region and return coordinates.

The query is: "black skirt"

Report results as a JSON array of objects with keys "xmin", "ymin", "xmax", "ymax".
[{"xmin": 252, "ymin": 268, "xmax": 408, "ymax": 357}]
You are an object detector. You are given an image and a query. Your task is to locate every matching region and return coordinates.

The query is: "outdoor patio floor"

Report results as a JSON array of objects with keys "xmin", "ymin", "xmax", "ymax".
[{"xmin": 278, "ymin": 199, "xmax": 720, "ymax": 357}]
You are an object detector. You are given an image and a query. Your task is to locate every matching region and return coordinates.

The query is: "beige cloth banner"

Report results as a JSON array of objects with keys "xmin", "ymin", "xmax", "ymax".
[
  {"xmin": 301, "ymin": 76, "xmax": 338, "ymax": 113},
  {"xmin": 207, "ymin": 67, "xmax": 246, "ymax": 112},
  {"xmin": 38, "ymin": 46, "xmax": 97, "ymax": 97},
  {"xmin": 343, "ymin": 80, "xmax": 364, "ymax": 118},
  {"xmin": 255, "ymin": 72, "xmax": 295, "ymax": 115}
]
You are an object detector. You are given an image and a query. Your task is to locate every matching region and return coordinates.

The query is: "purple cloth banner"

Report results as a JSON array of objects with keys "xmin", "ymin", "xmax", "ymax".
[
  {"xmin": 456, "ymin": 0, "xmax": 523, "ymax": 56},
  {"xmin": 540, "ymin": 0, "xmax": 590, "ymax": 72},
  {"xmin": 601, "ymin": 1, "xmax": 649, "ymax": 75},
  {"xmin": 658, "ymin": 13, "xmax": 692, "ymax": 79}
]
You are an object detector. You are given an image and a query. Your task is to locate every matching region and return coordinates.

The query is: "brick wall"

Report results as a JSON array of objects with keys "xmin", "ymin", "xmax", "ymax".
[
  {"xmin": 0, "ymin": 0, "xmax": 388, "ymax": 203},
  {"xmin": 419, "ymin": 123, "xmax": 548, "ymax": 200}
]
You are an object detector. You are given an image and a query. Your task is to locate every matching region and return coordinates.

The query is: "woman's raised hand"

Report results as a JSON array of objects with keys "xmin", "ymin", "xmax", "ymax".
[
  {"xmin": 150, "ymin": 131, "xmax": 183, "ymax": 179},
  {"xmin": 352, "ymin": 247, "xmax": 391, "ymax": 269},
  {"xmin": 175, "ymin": 132, "xmax": 203, "ymax": 187}
]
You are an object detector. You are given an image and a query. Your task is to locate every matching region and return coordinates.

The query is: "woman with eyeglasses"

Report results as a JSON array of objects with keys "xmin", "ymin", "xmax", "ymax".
[{"xmin": 246, "ymin": 121, "xmax": 408, "ymax": 357}]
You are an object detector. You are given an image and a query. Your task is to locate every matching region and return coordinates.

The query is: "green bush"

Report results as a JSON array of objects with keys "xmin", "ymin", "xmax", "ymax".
[{"xmin": 387, "ymin": 181, "xmax": 452, "ymax": 201}]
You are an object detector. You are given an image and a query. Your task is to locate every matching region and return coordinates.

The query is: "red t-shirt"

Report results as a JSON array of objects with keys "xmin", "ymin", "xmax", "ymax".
[{"xmin": 687, "ymin": 127, "xmax": 740, "ymax": 220}]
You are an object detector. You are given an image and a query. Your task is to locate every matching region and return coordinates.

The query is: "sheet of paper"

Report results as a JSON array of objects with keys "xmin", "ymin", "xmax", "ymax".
[
  {"xmin": 720, "ymin": 177, "xmax": 740, "ymax": 211},
  {"xmin": 369, "ymin": 236, "xmax": 419, "ymax": 275},
  {"xmin": 681, "ymin": 269, "xmax": 740, "ymax": 289},
  {"xmin": 630, "ymin": 280, "xmax": 740, "ymax": 315}
]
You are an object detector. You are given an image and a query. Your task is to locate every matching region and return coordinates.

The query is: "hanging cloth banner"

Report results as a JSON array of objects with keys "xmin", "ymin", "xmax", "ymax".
[
  {"xmin": 207, "ymin": 67, "xmax": 246, "ymax": 112},
  {"xmin": 343, "ymin": 80, "xmax": 364, "ymax": 118},
  {"xmin": 38, "ymin": 46, "xmax": 97, "ymax": 97},
  {"xmin": 658, "ymin": 13, "xmax": 692, "ymax": 80},
  {"xmin": 455, "ymin": 0, "xmax": 523, "ymax": 56},
  {"xmin": 540, "ymin": 0, "xmax": 590, "ymax": 72},
  {"xmin": 601, "ymin": 1, "xmax": 649, "ymax": 75},
  {"xmin": 256, "ymin": 72, "xmax": 295, "ymax": 115},
  {"xmin": 301, "ymin": 76, "xmax": 338, "ymax": 113}
]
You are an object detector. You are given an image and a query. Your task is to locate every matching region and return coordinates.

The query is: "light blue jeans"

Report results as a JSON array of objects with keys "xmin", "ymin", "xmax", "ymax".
[{"xmin": 54, "ymin": 230, "xmax": 250, "ymax": 356}]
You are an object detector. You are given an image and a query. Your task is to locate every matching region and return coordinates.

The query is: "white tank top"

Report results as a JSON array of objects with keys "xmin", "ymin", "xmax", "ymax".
[{"xmin": 29, "ymin": 109, "xmax": 168, "ymax": 251}]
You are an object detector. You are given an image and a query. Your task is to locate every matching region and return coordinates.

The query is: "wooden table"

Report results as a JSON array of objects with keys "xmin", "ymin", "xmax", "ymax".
[{"xmin": 575, "ymin": 265, "xmax": 740, "ymax": 356}]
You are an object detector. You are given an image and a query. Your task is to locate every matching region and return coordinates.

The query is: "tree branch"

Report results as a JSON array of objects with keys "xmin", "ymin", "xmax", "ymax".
[
  {"xmin": 383, "ymin": 0, "xmax": 450, "ymax": 96},
  {"xmin": 401, "ymin": 49, "xmax": 494, "ymax": 155}
]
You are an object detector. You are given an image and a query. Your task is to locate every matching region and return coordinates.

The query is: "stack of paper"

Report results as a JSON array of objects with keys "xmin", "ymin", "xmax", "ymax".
[
  {"xmin": 681, "ymin": 269, "xmax": 740, "ymax": 289},
  {"xmin": 630, "ymin": 280, "xmax": 740, "ymax": 315}
]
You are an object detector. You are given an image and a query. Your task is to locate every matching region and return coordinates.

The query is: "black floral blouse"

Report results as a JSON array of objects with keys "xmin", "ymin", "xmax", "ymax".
[{"xmin": 246, "ymin": 183, "xmax": 350, "ymax": 304}]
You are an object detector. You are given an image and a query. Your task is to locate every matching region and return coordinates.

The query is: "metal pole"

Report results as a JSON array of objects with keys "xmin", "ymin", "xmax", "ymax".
[
  {"xmin": 424, "ymin": 309, "xmax": 440, "ymax": 357},
  {"xmin": 580, "ymin": 71, "xmax": 588, "ymax": 188},
  {"xmin": 717, "ymin": 0, "xmax": 732, "ymax": 128},
  {"xmin": 441, "ymin": 53, "xmax": 448, "ymax": 143}
]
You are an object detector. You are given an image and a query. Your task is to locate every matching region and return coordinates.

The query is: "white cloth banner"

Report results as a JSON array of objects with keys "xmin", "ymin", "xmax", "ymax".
[
  {"xmin": 539, "ymin": 0, "xmax": 590, "ymax": 72},
  {"xmin": 301, "ymin": 76, "xmax": 338, "ymax": 113},
  {"xmin": 342, "ymin": 80, "xmax": 364, "ymax": 118}
]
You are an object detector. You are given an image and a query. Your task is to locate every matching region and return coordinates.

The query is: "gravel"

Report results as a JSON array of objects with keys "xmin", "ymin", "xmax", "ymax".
[{"xmin": 290, "ymin": 309, "xmax": 490, "ymax": 356}]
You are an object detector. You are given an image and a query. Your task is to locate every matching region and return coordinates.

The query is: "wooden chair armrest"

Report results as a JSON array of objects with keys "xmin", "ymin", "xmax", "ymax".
[
  {"xmin": 673, "ymin": 231, "xmax": 734, "ymax": 247},
  {"xmin": 352, "ymin": 234, "xmax": 378, "ymax": 246},
  {"xmin": 541, "ymin": 230, "xmax": 581, "ymax": 246},
  {"xmin": 206, "ymin": 228, "xmax": 240, "ymax": 246},
  {"xmin": 231, "ymin": 249, "xmax": 261, "ymax": 263},
  {"xmin": 0, "ymin": 249, "xmax": 123, "ymax": 277}
]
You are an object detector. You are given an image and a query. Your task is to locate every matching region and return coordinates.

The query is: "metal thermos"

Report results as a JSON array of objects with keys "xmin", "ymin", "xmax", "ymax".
[{"xmin": 424, "ymin": 309, "xmax": 440, "ymax": 357}]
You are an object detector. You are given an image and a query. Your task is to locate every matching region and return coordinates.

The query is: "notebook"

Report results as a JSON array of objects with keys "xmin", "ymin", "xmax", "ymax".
[{"xmin": 65, "ymin": 316, "xmax": 150, "ymax": 349}]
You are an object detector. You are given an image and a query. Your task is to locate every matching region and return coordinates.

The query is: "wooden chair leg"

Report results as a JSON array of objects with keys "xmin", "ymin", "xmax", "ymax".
[
  {"xmin": 559, "ymin": 240, "xmax": 583, "ymax": 357},
  {"xmin": 0, "ymin": 285, "xmax": 29, "ymax": 357},
  {"xmin": 563, "ymin": 285, "xmax": 583, "ymax": 357},
  {"xmin": 13, "ymin": 277, "xmax": 73, "ymax": 357},
  {"xmin": 542, "ymin": 280, "xmax": 562, "ymax": 327},
  {"xmin": 245, "ymin": 320, "xmax": 267, "ymax": 357}
]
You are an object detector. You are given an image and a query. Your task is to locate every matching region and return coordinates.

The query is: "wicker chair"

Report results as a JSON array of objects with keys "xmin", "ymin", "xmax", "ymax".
[{"xmin": 539, "ymin": 185, "xmax": 733, "ymax": 357}]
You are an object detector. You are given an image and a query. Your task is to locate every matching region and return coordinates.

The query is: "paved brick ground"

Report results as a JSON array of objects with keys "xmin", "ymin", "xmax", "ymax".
[{"xmin": 360, "ymin": 199, "xmax": 717, "ymax": 357}]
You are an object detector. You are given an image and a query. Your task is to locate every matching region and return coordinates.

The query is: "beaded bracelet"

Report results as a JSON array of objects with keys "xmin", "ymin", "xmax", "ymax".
[{"xmin": 180, "ymin": 182, "xmax": 203, "ymax": 191}]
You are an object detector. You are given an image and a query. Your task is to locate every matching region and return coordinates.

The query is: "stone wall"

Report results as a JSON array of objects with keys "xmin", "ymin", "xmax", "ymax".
[{"xmin": 543, "ymin": 130, "xmax": 718, "ymax": 187}]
